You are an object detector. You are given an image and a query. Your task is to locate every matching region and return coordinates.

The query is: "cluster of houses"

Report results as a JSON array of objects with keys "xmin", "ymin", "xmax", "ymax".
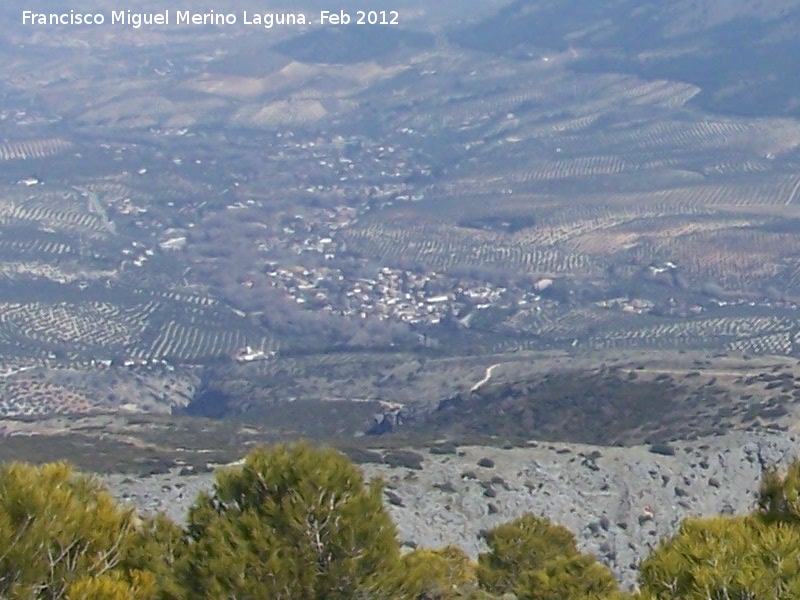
[{"xmin": 265, "ymin": 263, "xmax": 555, "ymax": 327}]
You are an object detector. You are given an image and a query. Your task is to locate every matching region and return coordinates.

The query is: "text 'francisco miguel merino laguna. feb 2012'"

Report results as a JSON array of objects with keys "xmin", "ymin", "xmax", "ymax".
[{"xmin": 21, "ymin": 9, "xmax": 400, "ymax": 28}]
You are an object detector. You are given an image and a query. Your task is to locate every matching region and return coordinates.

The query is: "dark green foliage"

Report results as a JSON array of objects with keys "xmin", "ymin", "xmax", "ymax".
[
  {"xmin": 476, "ymin": 513, "xmax": 619, "ymax": 600},
  {"xmin": 423, "ymin": 370, "xmax": 700, "ymax": 446},
  {"xmin": 516, "ymin": 554, "xmax": 624, "ymax": 600},
  {"xmin": 0, "ymin": 461, "xmax": 165, "ymax": 599},
  {"xmin": 177, "ymin": 442, "xmax": 401, "ymax": 600},
  {"xmin": 639, "ymin": 458, "xmax": 800, "ymax": 599},
  {"xmin": 639, "ymin": 516, "xmax": 800, "ymax": 599},
  {"xmin": 124, "ymin": 512, "xmax": 186, "ymax": 597},
  {"xmin": 379, "ymin": 545, "xmax": 480, "ymax": 599}
]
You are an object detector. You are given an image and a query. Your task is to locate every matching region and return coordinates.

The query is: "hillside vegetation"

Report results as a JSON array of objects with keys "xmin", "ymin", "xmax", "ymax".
[{"xmin": 3, "ymin": 442, "xmax": 800, "ymax": 599}]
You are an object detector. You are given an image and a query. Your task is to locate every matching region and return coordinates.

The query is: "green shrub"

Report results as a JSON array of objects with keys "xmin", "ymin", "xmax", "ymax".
[
  {"xmin": 639, "ymin": 516, "xmax": 800, "ymax": 599},
  {"xmin": 0, "ymin": 462, "xmax": 164, "ymax": 600},
  {"xmin": 177, "ymin": 442, "xmax": 401, "ymax": 600},
  {"xmin": 476, "ymin": 513, "xmax": 619, "ymax": 600},
  {"xmin": 379, "ymin": 545, "xmax": 479, "ymax": 599}
]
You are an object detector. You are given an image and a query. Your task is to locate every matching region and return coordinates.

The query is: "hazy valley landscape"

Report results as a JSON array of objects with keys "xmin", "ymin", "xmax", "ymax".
[{"xmin": 4, "ymin": 0, "xmax": 800, "ymax": 593}]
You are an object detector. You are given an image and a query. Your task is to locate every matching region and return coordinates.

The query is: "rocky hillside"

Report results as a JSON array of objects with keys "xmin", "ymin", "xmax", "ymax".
[{"xmin": 104, "ymin": 429, "xmax": 800, "ymax": 590}]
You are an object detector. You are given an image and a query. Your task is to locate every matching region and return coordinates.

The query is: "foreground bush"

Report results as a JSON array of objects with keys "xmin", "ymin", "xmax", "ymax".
[
  {"xmin": 0, "ymin": 461, "xmax": 163, "ymax": 599},
  {"xmin": 477, "ymin": 513, "xmax": 621, "ymax": 600},
  {"xmin": 177, "ymin": 442, "xmax": 401, "ymax": 599},
  {"xmin": 639, "ymin": 515, "xmax": 800, "ymax": 599},
  {"xmin": 379, "ymin": 545, "xmax": 480, "ymax": 599}
]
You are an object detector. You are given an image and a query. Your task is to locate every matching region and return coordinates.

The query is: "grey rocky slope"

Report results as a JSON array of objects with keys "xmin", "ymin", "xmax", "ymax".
[{"xmin": 104, "ymin": 429, "xmax": 800, "ymax": 589}]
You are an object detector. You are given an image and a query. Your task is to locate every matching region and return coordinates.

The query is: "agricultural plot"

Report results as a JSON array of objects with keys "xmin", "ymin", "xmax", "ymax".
[
  {"xmin": 0, "ymin": 138, "xmax": 72, "ymax": 161},
  {"xmin": 511, "ymin": 155, "xmax": 639, "ymax": 182},
  {"xmin": 702, "ymin": 157, "xmax": 776, "ymax": 175},
  {"xmin": 661, "ymin": 175, "xmax": 800, "ymax": 208},
  {"xmin": 727, "ymin": 332, "xmax": 794, "ymax": 356},
  {"xmin": 546, "ymin": 117, "xmax": 800, "ymax": 159},
  {"xmin": 769, "ymin": 262, "xmax": 800, "ymax": 294},
  {"xmin": 562, "ymin": 212, "xmax": 776, "ymax": 271},
  {"xmin": 0, "ymin": 377, "xmax": 96, "ymax": 418},
  {"xmin": 0, "ymin": 350, "xmax": 49, "ymax": 375},
  {"xmin": 625, "ymin": 80, "xmax": 701, "ymax": 109},
  {"xmin": 602, "ymin": 213, "xmax": 764, "ymax": 236},
  {"xmin": 233, "ymin": 99, "xmax": 330, "ymax": 128},
  {"xmin": 399, "ymin": 175, "xmax": 800, "ymax": 291},
  {"xmin": 0, "ymin": 189, "xmax": 106, "ymax": 237},
  {"xmin": 587, "ymin": 315, "xmax": 800, "ymax": 354},
  {"xmin": 342, "ymin": 163, "xmax": 800, "ymax": 294},
  {"xmin": 576, "ymin": 77, "xmax": 697, "ymax": 112},
  {"xmin": 630, "ymin": 228, "xmax": 800, "ymax": 287},
  {"xmin": 0, "ymin": 203, "xmax": 102, "ymax": 234},
  {"xmin": 0, "ymin": 301, "xmax": 148, "ymax": 356},
  {"xmin": 46, "ymin": 364, "xmax": 199, "ymax": 414},
  {"xmin": 0, "ymin": 262, "xmax": 105, "ymax": 284},
  {"xmin": 0, "ymin": 235, "xmax": 77, "ymax": 262},
  {"xmin": 0, "ymin": 361, "xmax": 199, "ymax": 419},
  {"xmin": 75, "ymin": 93, "xmax": 175, "ymax": 129},
  {"xmin": 468, "ymin": 138, "xmax": 794, "ymax": 197},
  {"xmin": 517, "ymin": 211, "xmax": 697, "ymax": 249},
  {"xmin": 405, "ymin": 66, "xmax": 790, "ymax": 233},
  {"xmin": 0, "ymin": 278, "xmax": 274, "ymax": 371},
  {"xmin": 80, "ymin": 181, "xmax": 136, "ymax": 199},
  {"xmin": 339, "ymin": 220, "xmax": 599, "ymax": 277},
  {"xmin": 498, "ymin": 306, "xmax": 628, "ymax": 341},
  {"xmin": 610, "ymin": 120, "xmax": 756, "ymax": 152},
  {"xmin": 130, "ymin": 289, "xmax": 217, "ymax": 307},
  {"xmin": 407, "ymin": 87, "xmax": 546, "ymax": 131},
  {"xmin": 128, "ymin": 294, "xmax": 277, "ymax": 364}
]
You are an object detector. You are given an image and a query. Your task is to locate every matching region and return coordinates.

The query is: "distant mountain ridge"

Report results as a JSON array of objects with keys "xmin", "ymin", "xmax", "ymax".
[{"xmin": 449, "ymin": 0, "xmax": 800, "ymax": 118}]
